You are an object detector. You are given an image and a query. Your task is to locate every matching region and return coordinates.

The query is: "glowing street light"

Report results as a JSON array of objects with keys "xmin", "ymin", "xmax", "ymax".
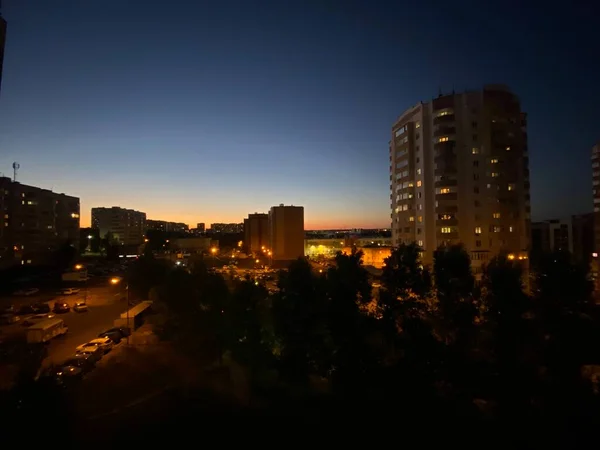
[
  {"xmin": 255, "ymin": 259, "xmax": 260, "ymax": 264},
  {"xmin": 211, "ymin": 247, "xmax": 218, "ymax": 255},
  {"xmin": 110, "ymin": 277, "xmax": 120, "ymax": 285},
  {"xmin": 74, "ymin": 264, "xmax": 83, "ymax": 270}
]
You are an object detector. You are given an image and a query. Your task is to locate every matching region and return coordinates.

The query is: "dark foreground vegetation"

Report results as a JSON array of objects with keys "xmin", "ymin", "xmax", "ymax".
[{"xmin": 3, "ymin": 243, "xmax": 600, "ymax": 445}]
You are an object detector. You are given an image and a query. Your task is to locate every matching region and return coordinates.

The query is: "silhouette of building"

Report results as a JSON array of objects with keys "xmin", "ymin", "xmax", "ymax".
[
  {"xmin": 0, "ymin": 176, "xmax": 80, "ymax": 266},
  {"xmin": 243, "ymin": 213, "xmax": 269, "ymax": 254},
  {"xmin": 91, "ymin": 206, "xmax": 146, "ymax": 246},
  {"xmin": 269, "ymin": 204, "xmax": 304, "ymax": 263},
  {"xmin": 390, "ymin": 85, "xmax": 531, "ymax": 277},
  {"xmin": 146, "ymin": 219, "xmax": 188, "ymax": 233},
  {"xmin": 209, "ymin": 223, "xmax": 243, "ymax": 234},
  {"xmin": 196, "ymin": 223, "xmax": 205, "ymax": 233}
]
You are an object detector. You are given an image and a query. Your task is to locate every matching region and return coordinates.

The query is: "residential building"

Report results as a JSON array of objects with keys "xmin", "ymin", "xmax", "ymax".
[
  {"xmin": 146, "ymin": 220, "xmax": 189, "ymax": 233},
  {"xmin": 209, "ymin": 223, "xmax": 243, "ymax": 234},
  {"xmin": 196, "ymin": 223, "xmax": 205, "ymax": 233},
  {"xmin": 243, "ymin": 213, "xmax": 269, "ymax": 254},
  {"xmin": 532, "ymin": 214, "xmax": 594, "ymax": 265},
  {"xmin": 91, "ymin": 207, "xmax": 146, "ymax": 246},
  {"xmin": 390, "ymin": 85, "xmax": 531, "ymax": 276},
  {"xmin": 269, "ymin": 204, "xmax": 304, "ymax": 263},
  {"xmin": 593, "ymin": 143, "xmax": 600, "ymax": 252},
  {"xmin": 0, "ymin": 177, "xmax": 80, "ymax": 265}
]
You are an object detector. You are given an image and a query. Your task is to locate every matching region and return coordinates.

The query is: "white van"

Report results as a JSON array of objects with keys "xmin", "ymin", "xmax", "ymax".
[{"xmin": 26, "ymin": 318, "xmax": 68, "ymax": 344}]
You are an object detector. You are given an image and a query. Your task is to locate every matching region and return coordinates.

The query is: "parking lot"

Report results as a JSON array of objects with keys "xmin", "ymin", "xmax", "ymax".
[{"xmin": 0, "ymin": 283, "xmax": 129, "ymax": 368}]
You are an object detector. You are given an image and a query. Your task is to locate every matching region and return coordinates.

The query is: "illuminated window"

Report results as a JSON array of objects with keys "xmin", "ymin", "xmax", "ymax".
[
  {"xmin": 491, "ymin": 159, "xmax": 498, "ymax": 164},
  {"xmin": 493, "ymin": 226, "xmax": 501, "ymax": 233},
  {"xmin": 3, "ymin": 214, "xmax": 7, "ymax": 219},
  {"xmin": 416, "ymin": 180, "xmax": 422, "ymax": 187},
  {"xmin": 491, "ymin": 172, "xmax": 499, "ymax": 178},
  {"xmin": 508, "ymin": 183, "xmax": 515, "ymax": 191},
  {"xmin": 439, "ymin": 188, "xmax": 450, "ymax": 194},
  {"xmin": 437, "ymin": 110, "xmax": 452, "ymax": 117},
  {"xmin": 395, "ymin": 207, "xmax": 400, "ymax": 213},
  {"xmin": 438, "ymin": 136, "xmax": 449, "ymax": 143},
  {"xmin": 416, "ymin": 168, "xmax": 422, "ymax": 175},
  {"xmin": 418, "ymin": 240, "xmax": 423, "ymax": 247},
  {"xmin": 415, "ymin": 121, "xmax": 421, "ymax": 129},
  {"xmin": 506, "ymin": 146, "xmax": 511, "ymax": 151},
  {"xmin": 418, "ymin": 204, "xmax": 423, "ymax": 211},
  {"xmin": 440, "ymin": 214, "xmax": 452, "ymax": 220},
  {"xmin": 493, "ymin": 212, "xmax": 501, "ymax": 219},
  {"xmin": 409, "ymin": 216, "xmax": 415, "ymax": 222},
  {"xmin": 441, "ymin": 227, "xmax": 452, "ymax": 234},
  {"xmin": 402, "ymin": 205, "xmax": 408, "ymax": 211},
  {"xmin": 472, "ymin": 147, "xmax": 480, "ymax": 154},
  {"xmin": 475, "ymin": 227, "xmax": 482, "ymax": 234},
  {"xmin": 71, "ymin": 213, "xmax": 80, "ymax": 219},
  {"xmin": 418, "ymin": 216, "xmax": 423, "ymax": 223},
  {"xmin": 408, "ymin": 182, "xmax": 414, "ymax": 188},
  {"xmin": 509, "ymin": 226, "xmax": 513, "ymax": 232}
]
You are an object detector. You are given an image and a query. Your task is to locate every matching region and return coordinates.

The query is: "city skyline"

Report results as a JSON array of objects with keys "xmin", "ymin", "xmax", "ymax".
[{"xmin": 0, "ymin": 2, "xmax": 598, "ymax": 230}]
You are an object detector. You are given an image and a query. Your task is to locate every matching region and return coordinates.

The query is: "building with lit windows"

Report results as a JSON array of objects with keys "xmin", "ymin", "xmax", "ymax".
[
  {"xmin": 269, "ymin": 204, "xmax": 304, "ymax": 263},
  {"xmin": 91, "ymin": 206, "xmax": 146, "ymax": 246},
  {"xmin": 390, "ymin": 85, "xmax": 531, "ymax": 277},
  {"xmin": 244, "ymin": 213, "xmax": 269, "ymax": 254},
  {"xmin": 0, "ymin": 177, "xmax": 80, "ymax": 266}
]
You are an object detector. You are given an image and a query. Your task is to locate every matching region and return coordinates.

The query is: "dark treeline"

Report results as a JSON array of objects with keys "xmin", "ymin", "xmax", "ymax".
[{"xmin": 5, "ymin": 243, "xmax": 600, "ymax": 444}]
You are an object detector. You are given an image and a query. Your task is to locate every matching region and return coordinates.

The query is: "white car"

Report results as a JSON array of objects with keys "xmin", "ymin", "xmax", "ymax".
[
  {"xmin": 76, "ymin": 337, "xmax": 113, "ymax": 354},
  {"xmin": 61, "ymin": 288, "xmax": 80, "ymax": 295}
]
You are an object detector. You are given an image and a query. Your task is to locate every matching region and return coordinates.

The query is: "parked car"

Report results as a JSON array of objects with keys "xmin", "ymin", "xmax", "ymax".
[
  {"xmin": 60, "ymin": 288, "xmax": 80, "ymax": 295},
  {"xmin": 98, "ymin": 329, "xmax": 121, "ymax": 343},
  {"xmin": 74, "ymin": 346, "xmax": 103, "ymax": 363},
  {"xmin": 53, "ymin": 365, "xmax": 84, "ymax": 386},
  {"xmin": 13, "ymin": 288, "xmax": 39, "ymax": 296},
  {"xmin": 0, "ymin": 314, "xmax": 20, "ymax": 325},
  {"xmin": 62, "ymin": 354, "xmax": 96, "ymax": 373},
  {"xmin": 22, "ymin": 313, "xmax": 55, "ymax": 326},
  {"xmin": 73, "ymin": 302, "xmax": 88, "ymax": 313},
  {"xmin": 17, "ymin": 305, "xmax": 36, "ymax": 315},
  {"xmin": 32, "ymin": 303, "xmax": 50, "ymax": 314},
  {"xmin": 76, "ymin": 337, "xmax": 113, "ymax": 354},
  {"xmin": 101, "ymin": 326, "xmax": 131, "ymax": 338},
  {"xmin": 53, "ymin": 302, "xmax": 70, "ymax": 314},
  {"xmin": 0, "ymin": 305, "xmax": 15, "ymax": 315}
]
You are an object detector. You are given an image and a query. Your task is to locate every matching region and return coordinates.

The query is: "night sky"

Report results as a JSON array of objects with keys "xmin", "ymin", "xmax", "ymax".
[{"xmin": 0, "ymin": 0, "xmax": 598, "ymax": 229}]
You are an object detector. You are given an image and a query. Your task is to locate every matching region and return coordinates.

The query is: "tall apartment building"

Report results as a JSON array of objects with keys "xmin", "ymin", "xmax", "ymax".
[
  {"xmin": 269, "ymin": 204, "xmax": 304, "ymax": 263},
  {"xmin": 91, "ymin": 207, "xmax": 146, "ymax": 246},
  {"xmin": 196, "ymin": 223, "xmax": 205, "ymax": 233},
  {"xmin": 531, "ymin": 214, "xmax": 594, "ymax": 265},
  {"xmin": 0, "ymin": 177, "xmax": 80, "ymax": 265},
  {"xmin": 146, "ymin": 219, "xmax": 189, "ymax": 233},
  {"xmin": 244, "ymin": 213, "xmax": 269, "ymax": 254},
  {"xmin": 592, "ymin": 143, "xmax": 600, "ymax": 252},
  {"xmin": 390, "ymin": 85, "xmax": 531, "ymax": 275}
]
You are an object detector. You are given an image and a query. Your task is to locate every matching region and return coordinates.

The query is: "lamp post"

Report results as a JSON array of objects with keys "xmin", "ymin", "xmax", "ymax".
[{"xmin": 111, "ymin": 277, "xmax": 130, "ymax": 345}]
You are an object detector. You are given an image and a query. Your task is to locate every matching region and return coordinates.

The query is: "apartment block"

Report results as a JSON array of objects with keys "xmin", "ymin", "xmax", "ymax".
[
  {"xmin": 0, "ymin": 177, "xmax": 80, "ymax": 265},
  {"xmin": 146, "ymin": 219, "xmax": 189, "ymax": 233},
  {"xmin": 390, "ymin": 85, "xmax": 531, "ymax": 275},
  {"xmin": 269, "ymin": 204, "xmax": 304, "ymax": 263},
  {"xmin": 531, "ymin": 214, "xmax": 594, "ymax": 264},
  {"xmin": 209, "ymin": 223, "xmax": 243, "ymax": 234},
  {"xmin": 91, "ymin": 206, "xmax": 146, "ymax": 246},
  {"xmin": 593, "ymin": 143, "xmax": 600, "ymax": 252},
  {"xmin": 244, "ymin": 213, "xmax": 269, "ymax": 254}
]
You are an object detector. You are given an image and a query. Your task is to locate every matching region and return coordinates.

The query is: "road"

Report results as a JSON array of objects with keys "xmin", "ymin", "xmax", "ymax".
[{"xmin": 0, "ymin": 283, "xmax": 130, "ymax": 367}]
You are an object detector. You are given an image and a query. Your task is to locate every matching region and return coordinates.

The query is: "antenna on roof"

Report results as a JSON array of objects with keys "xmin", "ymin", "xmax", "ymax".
[
  {"xmin": 12, "ymin": 162, "xmax": 19, "ymax": 182},
  {"xmin": 438, "ymin": 87, "xmax": 443, "ymax": 97}
]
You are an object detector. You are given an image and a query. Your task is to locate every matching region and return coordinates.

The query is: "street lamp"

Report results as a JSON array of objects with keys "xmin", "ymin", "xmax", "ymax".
[
  {"xmin": 74, "ymin": 264, "xmax": 83, "ymax": 270},
  {"xmin": 211, "ymin": 247, "xmax": 217, "ymax": 255},
  {"xmin": 110, "ymin": 277, "xmax": 130, "ymax": 344}
]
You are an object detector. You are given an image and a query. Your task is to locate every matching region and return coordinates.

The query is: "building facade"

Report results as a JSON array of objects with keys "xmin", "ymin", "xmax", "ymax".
[
  {"xmin": 269, "ymin": 204, "xmax": 304, "ymax": 263},
  {"xmin": 531, "ymin": 214, "xmax": 594, "ymax": 265},
  {"xmin": 91, "ymin": 207, "xmax": 146, "ymax": 246},
  {"xmin": 0, "ymin": 177, "xmax": 80, "ymax": 265},
  {"xmin": 209, "ymin": 223, "xmax": 243, "ymax": 234},
  {"xmin": 390, "ymin": 85, "xmax": 531, "ymax": 275},
  {"xmin": 244, "ymin": 213, "xmax": 269, "ymax": 254}
]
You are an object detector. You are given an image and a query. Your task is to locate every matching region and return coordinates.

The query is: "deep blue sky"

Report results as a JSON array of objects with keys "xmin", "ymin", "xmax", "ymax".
[{"xmin": 0, "ymin": 0, "xmax": 598, "ymax": 229}]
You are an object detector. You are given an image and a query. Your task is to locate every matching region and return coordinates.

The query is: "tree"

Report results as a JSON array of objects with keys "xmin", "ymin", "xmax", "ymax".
[
  {"xmin": 433, "ymin": 244, "xmax": 476, "ymax": 340},
  {"xmin": 272, "ymin": 258, "xmax": 331, "ymax": 383},
  {"xmin": 326, "ymin": 249, "xmax": 377, "ymax": 391}
]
